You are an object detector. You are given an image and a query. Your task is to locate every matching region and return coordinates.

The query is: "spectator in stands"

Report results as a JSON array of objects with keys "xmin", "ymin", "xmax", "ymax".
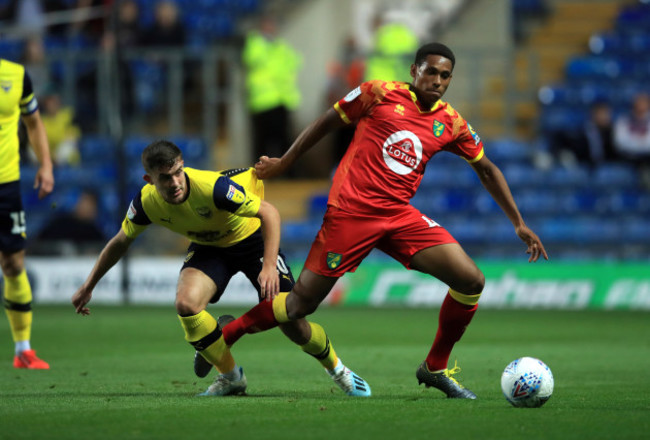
[
  {"xmin": 34, "ymin": 190, "xmax": 105, "ymax": 255},
  {"xmin": 113, "ymin": 0, "xmax": 141, "ymax": 48},
  {"xmin": 96, "ymin": 0, "xmax": 139, "ymax": 118},
  {"xmin": 242, "ymin": 15, "xmax": 302, "ymax": 169},
  {"xmin": 614, "ymin": 92, "xmax": 650, "ymax": 161},
  {"xmin": 614, "ymin": 92, "xmax": 650, "ymax": 188},
  {"xmin": 20, "ymin": 36, "xmax": 50, "ymax": 97},
  {"xmin": 138, "ymin": 0, "xmax": 186, "ymax": 48},
  {"xmin": 38, "ymin": 87, "xmax": 81, "ymax": 166},
  {"xmin": 551, "ymin": 101, "xmax": 618, "ymax": 167}
]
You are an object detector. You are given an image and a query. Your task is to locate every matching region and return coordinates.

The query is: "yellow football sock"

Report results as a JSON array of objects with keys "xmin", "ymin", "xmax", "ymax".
[
  {"xmin": 448, "ymin": 288, "xmax": 482, "ymax": 306},
  {"xmin": 272, "ymin": 292, "xmax": 291, "ymax": 323},
  {"xmin": 3, "ymin": 271, "xmax": 33, "ymax": 342},
  {"xmin": 300, "ymin": 322, "xmax": 339, "ymax": 371},
  {"xmin": 178, "ymin": 311, "xmax": 235, "ymax": 374}
]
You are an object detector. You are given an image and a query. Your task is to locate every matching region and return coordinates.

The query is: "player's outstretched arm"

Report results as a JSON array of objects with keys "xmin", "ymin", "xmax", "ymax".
[
  {"xmin": 255, "ymin": 108, "xmax": 345, "ymax": 179},
  {"xmin": 22, "ymin": 110, "xmax": 54, "ymax": 199},
  {"xmin": 72, "ymin": 229, "xmax": 135, "ymax": 315},
  {"xmin": 470, "ymin": 155, "xmax": 548, "ymax": 262},
  {"xmin": 255, "ymin": 200, "xmax": 281, "ymax": 300}
]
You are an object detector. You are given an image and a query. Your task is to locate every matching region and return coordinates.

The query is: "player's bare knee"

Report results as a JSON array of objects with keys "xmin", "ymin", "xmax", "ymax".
[
  {"xmin": 0, "ymin": 253, "xmax": 24, "ymax": 276},
  {"xmin": 174, "ymin": 296, "xmax": 202, "ymax": 316},
  {"xmin": 451, "ymin": 270, "xmax": 484, "ymax": 296},
  {"xmin": 467, "ymin": 271, "xmax": 485, "ymax": 295}
]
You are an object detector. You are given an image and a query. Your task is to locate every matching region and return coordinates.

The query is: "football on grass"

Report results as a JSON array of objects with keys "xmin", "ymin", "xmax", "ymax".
[{"xmin": 501, "ymin": 357, "xmax": 554, "ymax": 408}]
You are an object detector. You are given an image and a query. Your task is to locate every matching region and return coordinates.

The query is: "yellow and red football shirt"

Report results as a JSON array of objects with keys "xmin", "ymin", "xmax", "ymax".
[{"xmin": 331, "ymin": 80, "xmax": 484, "ymax": 215}]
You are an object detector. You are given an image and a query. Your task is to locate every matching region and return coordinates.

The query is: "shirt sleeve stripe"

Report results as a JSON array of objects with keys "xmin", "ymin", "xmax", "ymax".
[
  {"xmin": 465, "ymin": 147, "xmax": 484, "ymax": 163},
  {"xmin": 333, "ymin": 102, "xmax": 351, "ymax": 124},
  {"xmin": 20, "ymin": 95, "xmax": 39, "ymax": 115}
]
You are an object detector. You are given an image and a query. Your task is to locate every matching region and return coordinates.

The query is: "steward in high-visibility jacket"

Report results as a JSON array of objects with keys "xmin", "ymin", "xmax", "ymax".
[
  {"xmin": 364, "ymin": 23, "xmax": 418, "ymax": 83},
  {"xmin": 242, "ymin": 29, "xmax": 302, "ymax": 114}
]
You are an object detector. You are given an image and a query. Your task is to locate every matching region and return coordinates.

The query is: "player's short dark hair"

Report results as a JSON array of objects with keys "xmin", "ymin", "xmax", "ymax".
[
  {"xmin": 142, "ymin": 139, "xmax": 183, "ymax": 173},
  {"xmin": 414, "ymin": 43, "xmax": 455, "ymax": 69}
]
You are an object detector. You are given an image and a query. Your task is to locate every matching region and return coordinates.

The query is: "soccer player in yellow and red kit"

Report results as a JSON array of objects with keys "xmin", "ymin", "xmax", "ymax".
[
  {"xmin": 1, "ymin": 58, "xmax": 54, "ymax": 369},
  {"xmin": 72, "ymin": 140, "xmax": 370, "ymax": 397},
  {"xmin": 204, "ymin": 43, "xmax": 548, "ymax": 398}
]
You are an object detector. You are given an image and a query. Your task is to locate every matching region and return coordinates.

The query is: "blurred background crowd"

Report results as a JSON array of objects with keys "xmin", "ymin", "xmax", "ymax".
[{"xmin": 1, "ymin": 0, "xmax": 649, "ymax": 262}]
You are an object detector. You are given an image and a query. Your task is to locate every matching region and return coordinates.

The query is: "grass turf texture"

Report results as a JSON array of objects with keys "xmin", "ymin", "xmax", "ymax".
[{"xmin": 1, "ymin": 306, "xmax": 649, "ymax": 440}]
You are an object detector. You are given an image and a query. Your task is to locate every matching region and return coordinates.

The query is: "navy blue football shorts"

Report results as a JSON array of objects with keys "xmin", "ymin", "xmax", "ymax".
[
  {"xmin": 0, "ymin": 181, "xmax": 27, "ymax": 253},
  {"xmin": 181, "ymin": 228, "xmax": 295, "ymax": 303}
]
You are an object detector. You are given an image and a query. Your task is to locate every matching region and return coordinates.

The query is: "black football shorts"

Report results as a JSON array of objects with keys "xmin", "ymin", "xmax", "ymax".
[
  {"xmin": 0, "ymin": 181, "xmax": 26, "ymax": 253},
  {"xmin": 181, "ymin": 228, "xmax": 295, "ymax": 303}
]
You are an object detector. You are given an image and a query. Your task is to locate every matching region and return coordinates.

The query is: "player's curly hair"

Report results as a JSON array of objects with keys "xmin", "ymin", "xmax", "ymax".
[
  {"xmin": 142, "ymin": 139, "xmax": 183, "ymax": 173},
  {"xmin": 414, "ymin": 43, "xmax": 455, "ymax": 69}
]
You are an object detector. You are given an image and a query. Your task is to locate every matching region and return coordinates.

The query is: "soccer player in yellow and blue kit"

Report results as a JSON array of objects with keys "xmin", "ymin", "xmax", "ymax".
[
  {"xmin": 1, "ymin": 58, "xmax": 55, "ymax": 369},
  {"xmin": 71, "ymin": 140, "xmax": 370, "ymax": 396}
]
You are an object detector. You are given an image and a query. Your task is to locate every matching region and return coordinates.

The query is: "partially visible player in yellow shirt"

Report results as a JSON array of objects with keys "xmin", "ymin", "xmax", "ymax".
[
  {"xmin": 71, "ymin": 140, "xmax": 370, "ymax": 397},
  {"xmin": 0, "ymin": 58, "xmax": 55, "ymax": 369}
]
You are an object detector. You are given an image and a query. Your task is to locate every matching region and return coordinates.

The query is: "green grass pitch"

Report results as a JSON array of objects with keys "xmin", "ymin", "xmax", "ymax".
[{"xmin": 1, "ymin": 305, "xmax": 649, "ymax": 440}]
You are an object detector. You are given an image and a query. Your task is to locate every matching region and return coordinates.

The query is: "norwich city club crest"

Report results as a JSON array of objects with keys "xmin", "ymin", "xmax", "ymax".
[
  {"xmin": 326, "ymin": 252, "xmax": 342, "ymax": 270},
  {"xmin": 433, "ymin": 120, "xmax": 445, "ymax": 137}
]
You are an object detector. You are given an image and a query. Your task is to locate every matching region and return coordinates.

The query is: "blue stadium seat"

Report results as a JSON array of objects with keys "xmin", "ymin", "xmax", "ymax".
[
  {"xmin": 514, "ymin": 190, "xmax": 560, "ymax": 216},
  {"xmin": 282, "ymin": 221, "xmax": 320, "ymax": 243},
  {"xmin": 561, "ymin": 189, "xmax": 606, "ymax": 215},
  {"xmin": 616, "ymin": 3, "xmax": 650, "ymax": 33},
  {"xmin": 429, "ymin": 189, "xmax": 476, "ymax": 213},
  {"xmin": 546, "ymin": 166, "xmax": 590, "ymax": 189},
  {"xmin": 589, "ymin": 33, "xmax": 624, "ymax": 55},
  {"xmin": 233, "ymin": 0, "xmax": 259, "ymax": 14},
  {"xmin": 474, "ymin": 192, "xmax": 501, "ymax": 214},
  {"xmin": 501, "ymin": 163, "xmax": 546, "ymax": 188},
  {"xmin": 0, "ymin": 39, "xmax": 24, "ymax": 62},
  {"xmin": 540, "ymin": 217, "xmax": 619, "ymax": 244},
  {"xmin": 620, "ymin": 216, "xmax": 650, "ymax": 244},
  {"xmin": 308, "ymin": 193, "xmax": 328, "ymax": 220},
  {"xmin": 538, "ymin": 217, "xmax": 575, "ymax": 243},
  {"xmin": 421, "ymin": 161, "xmax": 477, "ymax": 189},
  {"xmin": 167, "ymin": 136, "xmax": 208, "ymax": 163},
  {"xmin": 606, "ymin": 190, "xmax": 650, "ymax": 214},
  {"xmin": 98, "ymin": 186, "xmax": 121, "ymax": 213},
  {"xmin": 538, "ymin": 85, "xmax": 576, "ymax": 106},
  {"xmin": 430, "ymin": 151, "xmax": 465, "ymax": 166},
  {"xmin": 566, "ymin": 56, "xmax": 638, "ymax": 80},
  {"xmin": 133, "ymin": 0, "xmax": 155, "ymax": 27},
  {"xmin": 485, "ymin": 218, "xmax": 520, "ymax": 244},
  {"xmin": 485, "ymin": 138, "xmax": 532, "ymax": 163},
  {"xmin": 129, "ymin": 60, "xmax": 167, "ymax": 112},
  {"xmin": 512, "ymin": 0, "xmax": 547, "ymax": 15},
  {"xmin": 125, "ymin": 136, "xmax": 153, "ymax": 158},
  {"xmin": 79, "ymin": 136, "xmax": 115, "ymax": 164},
  {"xmin": 52, "ymin": 187, "xmax": 83, "ymax": 212},
  {"xmin": 445, "ymin": 219, "xmax": 489, "ymax": 244},
  {"xmin": 592, "ymin": 163, "xmax": 638, "ymax": 190},
  {"xmin": 185, "ymin": 11, "xmax": 235, "ymax": 40},
  {"xmin": 539, "ymin": 106, "xmax": 587, "ymax": 132}
]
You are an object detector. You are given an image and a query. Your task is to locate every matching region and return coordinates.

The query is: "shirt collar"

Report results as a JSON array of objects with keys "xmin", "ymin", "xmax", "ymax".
[{"xmin": 408, "ymin": 84, "xmax": 442, "ymax": 113}]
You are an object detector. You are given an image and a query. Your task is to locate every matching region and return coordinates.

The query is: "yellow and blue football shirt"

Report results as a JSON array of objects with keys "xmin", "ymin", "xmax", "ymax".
[
  {"xmin": 0, "ymin": 59, "xmax": 39, "ymax": 184},
  {"xmin": 122, "ymin": 167, "xmax": 264, "ymax": 247}
]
